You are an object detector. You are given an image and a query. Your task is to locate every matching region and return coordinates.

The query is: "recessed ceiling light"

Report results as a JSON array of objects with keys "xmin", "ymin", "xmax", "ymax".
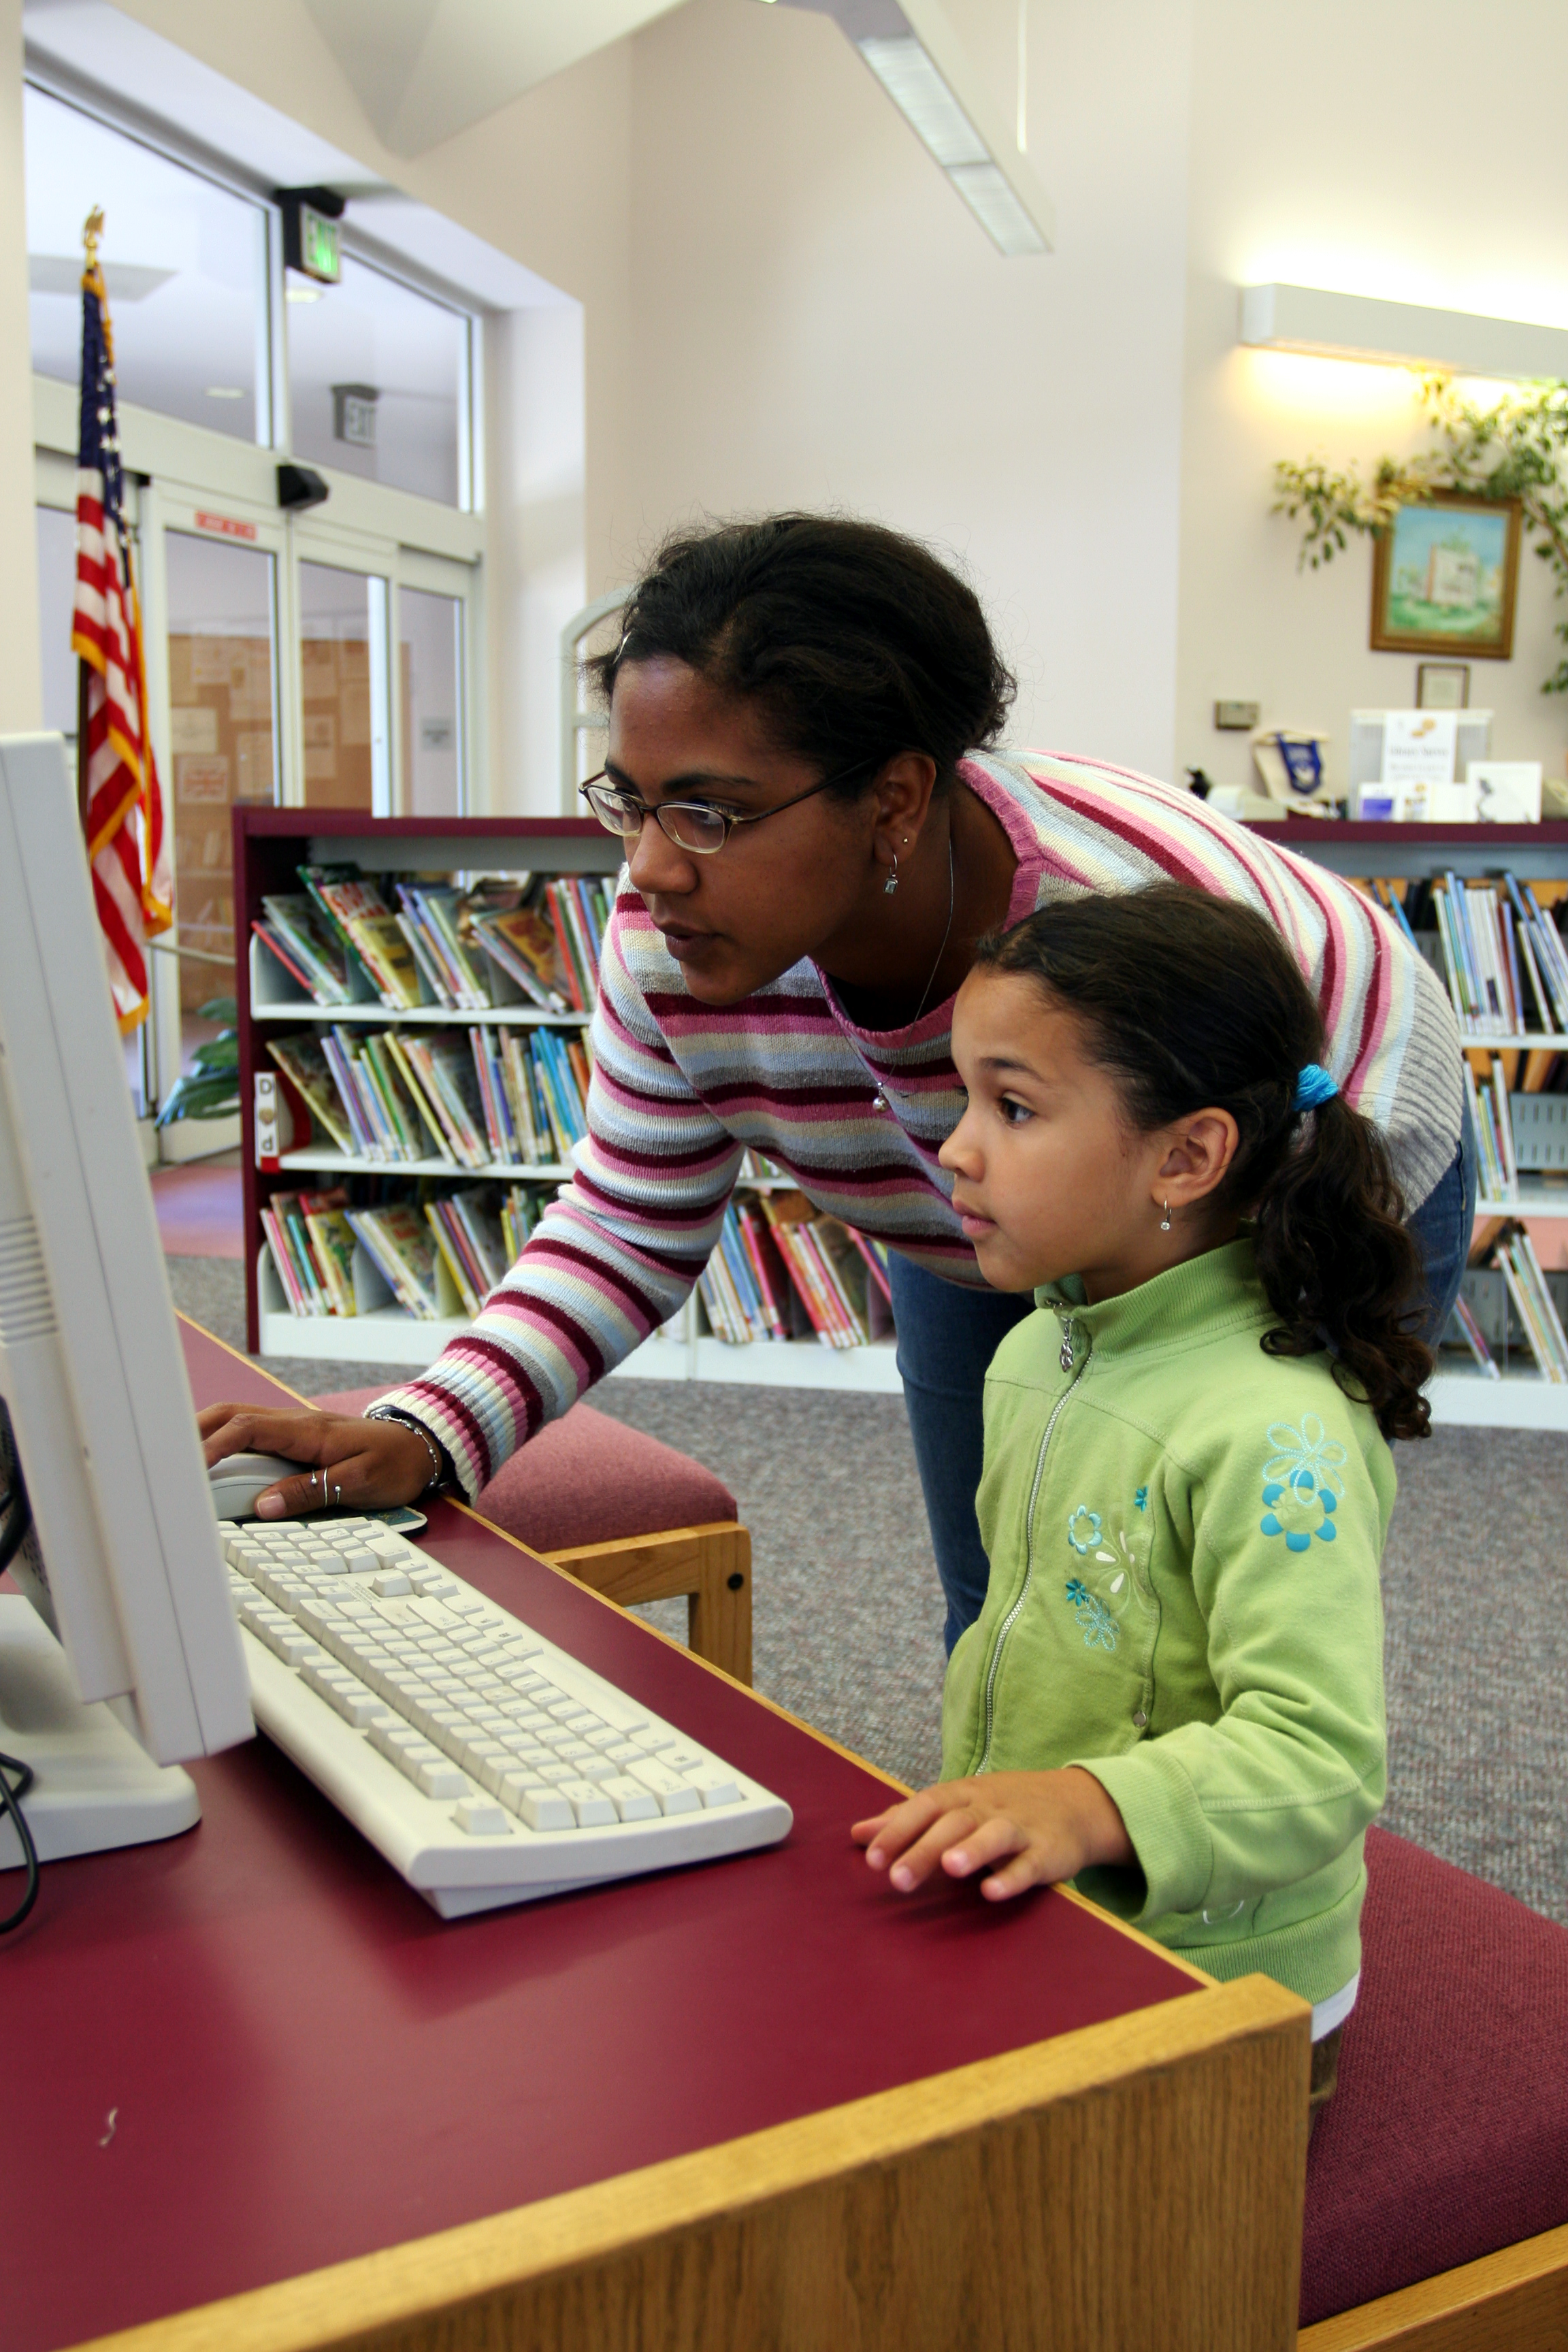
[
  {"xmin": 285, "ymin": 284, "xmax": 324, "ymax": 304},
  {"xmin": 205, "ymin": 385, "xmax": 245, "ymax": 399}
]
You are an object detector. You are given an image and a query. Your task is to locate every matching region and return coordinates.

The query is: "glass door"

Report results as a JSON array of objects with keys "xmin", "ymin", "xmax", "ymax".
[
  {"xmin": 158, "ymin": 516, "xmax": 281, "ymax": 1096},
  {"xmin": 296, "ymin": 557, "xmax": 391, "ymax": 814}
]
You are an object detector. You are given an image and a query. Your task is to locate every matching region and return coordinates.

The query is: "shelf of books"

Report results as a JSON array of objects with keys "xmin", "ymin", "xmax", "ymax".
[
  {"xmin": 236, "ymin": 809, "xmax": 903, "ymax": 1391},
  {"xmin": 1252, "ymin": 823, "xmax": 1568, "ymax": 1428}
]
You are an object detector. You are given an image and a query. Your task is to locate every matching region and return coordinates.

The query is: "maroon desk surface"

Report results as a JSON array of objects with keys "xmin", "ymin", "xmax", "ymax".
[{"xmin": 7, "ymin": 1324, "xmax": 1197, "ymax": 2352}]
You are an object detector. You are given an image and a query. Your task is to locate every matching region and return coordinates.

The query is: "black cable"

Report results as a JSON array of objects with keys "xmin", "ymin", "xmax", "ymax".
[
  {"xmin": 0, "ymin": 1749, "xmax": 39, "ymax": 1932},
  {"xmin": 0, "ymin": 1405, "xmax": 29, "ymax": 1577},
  {"xmin": 0, "ymin": 1411, "xmax": 40, "ymax": 1927}
]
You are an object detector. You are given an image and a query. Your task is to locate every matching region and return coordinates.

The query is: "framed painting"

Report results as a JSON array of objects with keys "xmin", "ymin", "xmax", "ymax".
[{"xmin": 1371, "ymin": 493, "xmax": 1520, "ymax": 659}]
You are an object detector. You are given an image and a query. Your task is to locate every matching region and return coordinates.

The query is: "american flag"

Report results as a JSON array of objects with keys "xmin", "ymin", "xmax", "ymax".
[{"xmin": 71, "ymin": 215, "xmax": 171, "ymax": 1033}]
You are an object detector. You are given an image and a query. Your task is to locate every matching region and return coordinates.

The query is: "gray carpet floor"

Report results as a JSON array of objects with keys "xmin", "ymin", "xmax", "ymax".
[{"xmin": 171, "ymin": 1256, "xmax": 1567, "ymax": 1927}]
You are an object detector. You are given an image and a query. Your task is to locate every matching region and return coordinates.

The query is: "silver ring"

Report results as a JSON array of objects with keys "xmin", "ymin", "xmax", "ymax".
[{"xmin": 330, "ymin": 1480, "xmax": 340, "ymax": 1506}]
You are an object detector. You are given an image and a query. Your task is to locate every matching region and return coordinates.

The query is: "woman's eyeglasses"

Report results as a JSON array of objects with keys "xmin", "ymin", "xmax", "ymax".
[{"xmin": 578, "ymin": 757, "xmax": 877, "ymax": 855}]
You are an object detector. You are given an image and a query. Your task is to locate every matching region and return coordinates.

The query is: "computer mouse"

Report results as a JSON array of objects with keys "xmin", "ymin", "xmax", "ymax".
[{"xmin": 208, "ymin": 1452, "xmax": 314, "ymax": 1520}]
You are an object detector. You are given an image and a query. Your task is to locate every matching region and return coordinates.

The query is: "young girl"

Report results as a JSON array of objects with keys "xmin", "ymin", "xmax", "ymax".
[{"xmin": 853, "ymin": 882, "xmax": 1433, "ymax": 2110}]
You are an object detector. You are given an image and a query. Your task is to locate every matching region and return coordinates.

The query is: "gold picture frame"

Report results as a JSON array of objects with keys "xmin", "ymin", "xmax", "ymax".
[{"xmin": 1371, "ymin": 493, "xmax": 1520, "ymax": 660}]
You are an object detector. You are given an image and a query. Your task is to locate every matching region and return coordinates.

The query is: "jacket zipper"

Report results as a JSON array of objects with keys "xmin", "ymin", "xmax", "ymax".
[{"xmin": 977, "ymin": 1311, "xmax": 1088, "ymax": 1773}]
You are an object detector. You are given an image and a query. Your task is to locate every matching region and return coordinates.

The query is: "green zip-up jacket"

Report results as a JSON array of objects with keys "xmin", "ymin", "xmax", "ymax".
[{"xmin": 941, "ymin": 1238, "xmax": 1394, "ymax": 2007}]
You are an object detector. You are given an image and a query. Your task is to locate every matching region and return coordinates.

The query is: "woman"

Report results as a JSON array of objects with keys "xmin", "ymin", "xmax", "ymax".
[{"xmin": 203, "ymin": 515, "xmax": 1471, "ymax": 1651}]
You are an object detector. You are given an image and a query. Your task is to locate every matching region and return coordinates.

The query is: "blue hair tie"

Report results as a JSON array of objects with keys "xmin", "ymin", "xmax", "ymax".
[{"xmin": 1293, "ymin": 1063, "xmax": 1338, "ymax": 1113}]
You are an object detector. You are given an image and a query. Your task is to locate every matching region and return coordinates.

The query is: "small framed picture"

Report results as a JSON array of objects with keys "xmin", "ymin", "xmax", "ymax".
[
  {"xmin": 1371, "ymin": 494, "xmax": 1521, "ymax": 660},
  {"xmin": 1416, "ymin": 661, "xmax": 1470, "ymax": 710}
]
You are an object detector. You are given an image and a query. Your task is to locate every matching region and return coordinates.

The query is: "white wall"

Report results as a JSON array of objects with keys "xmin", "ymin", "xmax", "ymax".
[
  {"xmin": 1, "ymin": 0, "xmax": 41, "ymax": 730},
  {"xmin": 619, "ymin": 0, "xmax": 1194, "ymax": 782},
  {"xmin": 1177, "ymin": 0, "xmax": 1568, "ymax": 801}
]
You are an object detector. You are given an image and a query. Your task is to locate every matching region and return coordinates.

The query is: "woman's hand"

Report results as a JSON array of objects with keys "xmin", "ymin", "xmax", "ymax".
[
  {"xmin": 198, "ymin": 1403, "xmax": 437, "ymax": 1518},
  {"xmin": 851, "ymin": 1767, "xmax": 1133, "ymax": 1901}
]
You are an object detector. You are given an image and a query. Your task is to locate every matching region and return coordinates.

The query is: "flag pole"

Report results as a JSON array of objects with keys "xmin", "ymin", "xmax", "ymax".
[{"xmin": 75, "ymin": 206, "xmax": 103, "ymax": 836}]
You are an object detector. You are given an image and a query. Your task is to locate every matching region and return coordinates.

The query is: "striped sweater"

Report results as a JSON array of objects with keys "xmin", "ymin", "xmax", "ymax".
[{"xmin": 378, "ymin": 751, "xmax": 1463, "ymax": 1498}]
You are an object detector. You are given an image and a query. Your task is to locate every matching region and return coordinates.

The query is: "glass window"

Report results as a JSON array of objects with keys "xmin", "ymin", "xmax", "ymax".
[
  {"xmin": 165, "ymin": 532, "xmax": 278, "ymax": 1068},
  {"xmin": 399, "ymin": 587, "xmax": 463, "ymax": 816},
  {"xmin": 298, "ymin": 561, "xmax": 391, "ymax": 813},
  {"xmin": 24, "ymin": 86, "xmax": 269, "ymax": 442},
  {"xmin": 287, "ymin": 254, "xmax": 468, "ymax": 506}
]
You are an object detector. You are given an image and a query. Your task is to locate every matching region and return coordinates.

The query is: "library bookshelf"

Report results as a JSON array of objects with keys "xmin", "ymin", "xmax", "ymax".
[
  {"xmin": 235, "ymin": 808, "xmax": 903, "ymax": 1392},
  {"xmin": 1251, "ymin": 818, "xmax": 1568, "ymax": 1432}
]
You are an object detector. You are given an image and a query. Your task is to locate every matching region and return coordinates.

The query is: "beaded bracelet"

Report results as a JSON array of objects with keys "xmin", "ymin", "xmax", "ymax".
[{"xmin": 364, "ymin": 1406, "xmax": 453, "ymax": 1499}]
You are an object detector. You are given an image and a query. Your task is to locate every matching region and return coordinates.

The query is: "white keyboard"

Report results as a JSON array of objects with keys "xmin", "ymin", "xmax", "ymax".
[{"xmin": 219, "ymin": 1515, "xmax": 791, "ymax": 1916}]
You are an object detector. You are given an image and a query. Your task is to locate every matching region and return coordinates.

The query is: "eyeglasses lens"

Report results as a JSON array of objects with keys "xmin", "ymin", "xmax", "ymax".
[
  {"xmin": 585, "ymin": 785, "xmax": 641, "ymax": 838},
  {"xmin": 660, "ymin": 804, "xmax": 728, "ymax": 853}
]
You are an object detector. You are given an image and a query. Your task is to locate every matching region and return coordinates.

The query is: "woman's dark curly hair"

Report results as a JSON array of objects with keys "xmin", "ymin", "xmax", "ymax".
[
  {"xmin": 977, "ymin": 883, "xmax": 1434, "ymax": 1441},
  {"xmin": 588, "ymin": 514, "xmax": 1015, "ymax": 793}
]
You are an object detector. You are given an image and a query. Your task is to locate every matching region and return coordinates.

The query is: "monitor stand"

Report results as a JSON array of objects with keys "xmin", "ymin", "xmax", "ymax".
[{"xmin": 0, "ymin": 1595, "xmax": 199, "ymax": 1865}]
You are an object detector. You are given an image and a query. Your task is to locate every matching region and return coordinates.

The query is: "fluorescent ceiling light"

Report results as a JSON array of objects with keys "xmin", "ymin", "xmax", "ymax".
[
  {"xmin": 771, "ymin": 0, "xmax": 1053, "ymax": 257},
  {"xmin": 1240, "ymin": 284, "xmax": 1568, "ymax": 381}
]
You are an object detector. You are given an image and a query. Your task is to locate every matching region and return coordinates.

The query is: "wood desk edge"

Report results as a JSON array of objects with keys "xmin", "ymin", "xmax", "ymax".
[{"xmin": 72, "ymin": 1970, "xmax": 1308, "ymax": 2352}]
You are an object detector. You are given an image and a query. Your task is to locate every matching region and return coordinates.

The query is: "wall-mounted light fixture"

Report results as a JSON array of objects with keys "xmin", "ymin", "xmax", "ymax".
[
  {"xmin": 767, "ymin": 0, "xmax": 1053, "ymax": 257},
  {"xmin": 1239, "ymin": 283, "xmax": 1568, "ymax": 380}
]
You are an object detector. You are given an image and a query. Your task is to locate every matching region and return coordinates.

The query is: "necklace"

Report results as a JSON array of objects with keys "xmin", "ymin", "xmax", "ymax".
[{"xmin": 870, "ymin": 832, "xmax": 956, "ymax": 1113}]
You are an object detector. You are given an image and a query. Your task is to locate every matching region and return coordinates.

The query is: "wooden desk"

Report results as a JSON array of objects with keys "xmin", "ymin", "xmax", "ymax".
[{"xmin": 7, "ymin": 1323, "xmax": 1311, "ymax": 2352}]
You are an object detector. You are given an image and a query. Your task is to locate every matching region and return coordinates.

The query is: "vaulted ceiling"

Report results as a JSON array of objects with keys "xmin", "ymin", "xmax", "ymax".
[{"xmin": 300, "ymin": 0, "xmax": 692, "ymax": 157}]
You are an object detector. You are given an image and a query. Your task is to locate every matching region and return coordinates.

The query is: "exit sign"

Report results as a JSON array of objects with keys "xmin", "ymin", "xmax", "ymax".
[
  {"xmin": 299, "ymin": 206, "xmax": 340, "ymax": 283},
  {"xmin": 277, "ymin": 186, "xmax": 343, "ymax": 284}
]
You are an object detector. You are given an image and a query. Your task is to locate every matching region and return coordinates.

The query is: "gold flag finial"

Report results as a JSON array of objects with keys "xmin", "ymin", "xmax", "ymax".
[{"xmin": 82, "ymin": 206, "xmax": 104, "ymax": 261}]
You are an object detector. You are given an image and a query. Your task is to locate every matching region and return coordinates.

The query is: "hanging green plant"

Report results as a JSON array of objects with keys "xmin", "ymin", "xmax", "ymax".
[{"xmin": 1273, "ymin": 374, "xmax": 1568, "ymax": 691}]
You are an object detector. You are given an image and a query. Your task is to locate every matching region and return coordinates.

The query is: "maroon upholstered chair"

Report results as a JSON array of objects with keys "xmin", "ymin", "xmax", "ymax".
[
  {"xmin": 314, "ymin": 1390, "xmax": 753, "ymax": 1684},
  {"xmin": 1297, "ymin": 1825, "xmax": 1568, "ymax": 2345}
]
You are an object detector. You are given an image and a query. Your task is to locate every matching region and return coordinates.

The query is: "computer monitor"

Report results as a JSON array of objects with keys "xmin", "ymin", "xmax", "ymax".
[{"xmin": 0, "ymin": 734, "xmax": 251, "ymax": 1878}]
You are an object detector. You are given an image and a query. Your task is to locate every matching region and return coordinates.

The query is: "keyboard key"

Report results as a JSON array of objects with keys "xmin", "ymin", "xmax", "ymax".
[
  {"xmin": 371, "ymin": 1569, "xmax": 412, "ymax": 1597},
  {"xmin": 684, "ymin": 1769, "xmax": 743, "ymax": 1809},
  {"xmin": 559, "ymin": 1779, "xmax": 616, "ymax": 1827},
  {"xmin": 511, "ymin": 1783, "xmax": 574, "ymax": 1831},
  {"xmin": 601, "ymin": 1776, "xmax": 659, "ymax": 1822},
  {"xmin": 414, "ymin": 1757, "xmax": 470, "ymax": 1801},
  {"xmin": 453, "ymin": 1796, "xmax": 510, "ymax": 1835},
  {"xmin": 626, "ymin": 1759, "xmax": 702, "ymax": 1815},
  {"xmin": 662, "ymin": 1746, "xmax": 706, "ymax": 1774}
]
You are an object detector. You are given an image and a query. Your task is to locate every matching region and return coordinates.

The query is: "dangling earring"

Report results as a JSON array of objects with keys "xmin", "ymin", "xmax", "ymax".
[
  {"xmin": 1159, "ymin": 1200, "xmax": 1172, "ymax": 1232},
  {"xmin": 884, "ymin": 851, "xmax": 899, "ymax": 896}
]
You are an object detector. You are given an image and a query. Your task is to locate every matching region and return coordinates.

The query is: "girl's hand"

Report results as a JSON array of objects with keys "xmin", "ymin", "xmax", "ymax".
[
  {"xmin": 851, "ymin": 1768, "xmax": 1134, "ymax": 1901},
  {"xmin": 198, "ymin": 1403, "xmax": 436, "ymax": 1516}
]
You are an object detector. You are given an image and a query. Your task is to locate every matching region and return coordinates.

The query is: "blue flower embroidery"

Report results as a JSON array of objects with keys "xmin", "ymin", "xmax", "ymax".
[
  {"xmin": 1067, "ymin": 1505, "xmax": 1102, "ymax": 1556},
  {"xmin": 1134, "ymin": 1486, "xmax": 1149, "ymax": 1512},
  {"xmin": 1263, "ymin": 1416, "xmax": 1347, "ymax": 1501},
  {"xmin": 1066, "ymin": 1578, "xmax": 1119, "ymax": 1651},
  {"xmin": 1258, "ymin": 1418, "xmax": 1343, "ymax": 1550}
]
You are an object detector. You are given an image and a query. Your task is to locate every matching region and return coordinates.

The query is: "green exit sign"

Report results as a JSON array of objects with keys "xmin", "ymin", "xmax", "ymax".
[
  {"xmin": 277, "ymin": 186, "xmax": 344, "ymax": 284},
  {"xmin": 299, "ymin": 206, "xmax": 340, "ymax": 284}
]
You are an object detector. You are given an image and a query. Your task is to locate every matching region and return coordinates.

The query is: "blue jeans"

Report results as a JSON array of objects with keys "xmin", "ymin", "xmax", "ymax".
[{"xmin": 889, "ymin": 1123, "xmax": 1476, "ymax": 1656}]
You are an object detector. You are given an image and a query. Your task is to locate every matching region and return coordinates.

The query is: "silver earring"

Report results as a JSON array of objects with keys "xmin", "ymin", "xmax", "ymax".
[
  {"xmin": 884, "ymin": 851, "xmax": 899, "ymax": 896},
  {"xmin": 1159, "ymin": 1200, "xmax": 1172, "ymax": 1232}
]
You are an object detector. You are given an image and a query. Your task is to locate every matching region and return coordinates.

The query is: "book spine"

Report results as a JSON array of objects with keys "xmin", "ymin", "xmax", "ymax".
[
  {"xmin": 261, "ymin": 1207, "xmax": 308, "ymax": 1315},
  {"xmin": 847, "ymin": 1225, "xmax": 894, "ymax": 1305},
  {"xmin": 424, "ymin": 1202, "xmax": 480, "ymax": 1318},
  {"xmin": 544, "ymin": 885, "xmax": 587, "ymax": 1014}
]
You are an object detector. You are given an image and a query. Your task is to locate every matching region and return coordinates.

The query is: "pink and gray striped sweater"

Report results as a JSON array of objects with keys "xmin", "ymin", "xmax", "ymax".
[{"xmin": 378, "ymin": 751, "xmax": 1462, "ymax": 1497}]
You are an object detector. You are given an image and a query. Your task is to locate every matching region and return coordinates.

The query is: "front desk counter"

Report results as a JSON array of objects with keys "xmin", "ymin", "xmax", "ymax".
[{"xmin": 6, "ymin": 1322, "xmax": 1311, "ymax": 2352}]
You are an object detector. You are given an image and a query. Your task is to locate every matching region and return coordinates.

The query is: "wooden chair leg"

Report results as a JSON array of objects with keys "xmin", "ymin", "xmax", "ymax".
[{"xmin": 540, "ymin": 1522, "xmax": 753, "ymax": 1686}]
